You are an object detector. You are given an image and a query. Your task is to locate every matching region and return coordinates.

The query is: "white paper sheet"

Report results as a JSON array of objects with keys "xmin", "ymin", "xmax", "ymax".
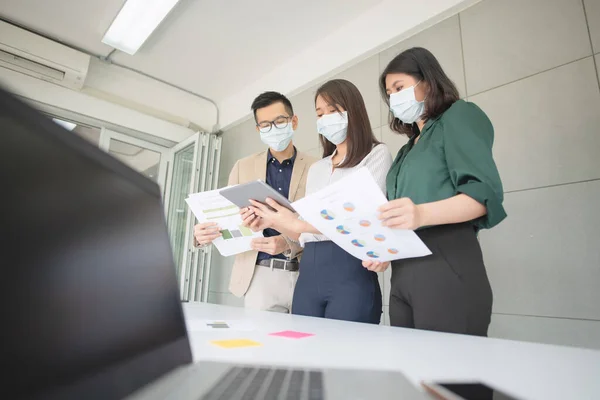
[
  {"xmin": 185, "ymin": 187, "xmax": 262, "ymax": 257},
  {"xmin": 292, "ymin": 168, "xmax": 431, "ymax": 262}
]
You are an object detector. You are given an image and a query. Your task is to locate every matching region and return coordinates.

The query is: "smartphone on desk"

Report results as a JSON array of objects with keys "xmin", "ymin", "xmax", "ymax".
[{"xmin": 422, "ymin": 381, "xmax": 520, "ymax": 400}]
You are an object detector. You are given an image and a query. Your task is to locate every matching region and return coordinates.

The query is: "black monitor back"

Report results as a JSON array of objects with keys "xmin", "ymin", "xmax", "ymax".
[{"xmin": 0, "ymin": 87, "xmax": 192, "ymax": 399}]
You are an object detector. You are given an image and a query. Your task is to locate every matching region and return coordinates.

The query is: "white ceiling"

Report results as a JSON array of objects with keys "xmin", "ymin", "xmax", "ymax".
[
  {"xmin": 0, "ymin": 0, "xmax": 124, "ymax": 55},
  {"xmin": 0, "ymin": 0, "xmax": 383, "ymax": 101},
  {"xmin": 1, "ymin": 0, "xmax": 479, "ymax": 129}
]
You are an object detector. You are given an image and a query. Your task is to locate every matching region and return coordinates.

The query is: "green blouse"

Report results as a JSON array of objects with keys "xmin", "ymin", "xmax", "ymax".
[{"xmin": 386, "ymin": 99, "xmax": 506, "ymax": 230}]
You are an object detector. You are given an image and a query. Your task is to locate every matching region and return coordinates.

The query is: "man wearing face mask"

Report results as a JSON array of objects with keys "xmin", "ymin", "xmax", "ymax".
[{"xmin": 193, "ymin": 91, "xmax": 317, "ymax": 313}]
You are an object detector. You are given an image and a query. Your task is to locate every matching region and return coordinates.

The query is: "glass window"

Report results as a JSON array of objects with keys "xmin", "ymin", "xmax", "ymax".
[
  {"xmin": 167, "ymin": 143, "xmax": 196, "ymax": 279},
  {"xmin": 52, "ymin": 118, "xmax": 101, "ymax": 146},
  {"xmin": 107, "ymin": 139, "xmax": 162, "ymax": 183}
]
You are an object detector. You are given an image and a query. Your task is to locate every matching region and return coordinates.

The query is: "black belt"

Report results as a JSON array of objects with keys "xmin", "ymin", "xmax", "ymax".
[{"xmin": 257, "ymin": 258, "xmax": 299, "ymax": 272}]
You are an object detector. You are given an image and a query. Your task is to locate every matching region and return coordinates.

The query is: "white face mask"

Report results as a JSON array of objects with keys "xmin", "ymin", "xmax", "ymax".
[
  {"xmin": 260, "ymin": 124, "xmax": 294, "ymax": 152},
  {"xmin": 389, "ymin": 81, "xmax": 425, "ymax": 124},
  {"xmin": 316, "ymin": 111, "xmax": 348, "ymax": 145}
]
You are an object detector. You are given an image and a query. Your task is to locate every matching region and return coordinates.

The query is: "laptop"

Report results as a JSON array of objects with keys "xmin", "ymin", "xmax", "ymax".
[{"xmin": 0, "ymin": 86, "xmax": 426, "ymax": 400}]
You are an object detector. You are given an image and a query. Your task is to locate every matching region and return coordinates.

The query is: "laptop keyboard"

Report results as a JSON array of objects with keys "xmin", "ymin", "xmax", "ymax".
[{"xmin": 201, "ymin": 366, "xmax": 324, "ymax": 400}]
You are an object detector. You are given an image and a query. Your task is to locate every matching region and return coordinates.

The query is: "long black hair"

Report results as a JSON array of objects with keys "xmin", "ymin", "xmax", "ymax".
[{"xmin": 379, "ymin": 47, "xmax": 459, "ymax": 136}]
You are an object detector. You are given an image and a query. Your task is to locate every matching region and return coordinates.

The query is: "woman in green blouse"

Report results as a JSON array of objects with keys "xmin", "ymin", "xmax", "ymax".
[{"xmin": 364, "ymin": 47, "xmax": 506, "ymax": 336}]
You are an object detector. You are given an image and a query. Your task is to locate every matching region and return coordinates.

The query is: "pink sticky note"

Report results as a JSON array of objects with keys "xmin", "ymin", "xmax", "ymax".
[{"xmin": 269, "ymin": 330, "xmax": 314, "ymax": 339}]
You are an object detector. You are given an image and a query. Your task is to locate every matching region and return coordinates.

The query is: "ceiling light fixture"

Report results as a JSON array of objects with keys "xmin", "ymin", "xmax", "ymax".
[{"xmin": 102, "ymin": 0, "xmax": 181, "ymax": 55}]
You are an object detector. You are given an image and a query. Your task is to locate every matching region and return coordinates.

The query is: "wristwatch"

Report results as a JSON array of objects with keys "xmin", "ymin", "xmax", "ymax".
[{"xmin": 281, "ymin": 235, "xmax": 298, "ymax": 259}]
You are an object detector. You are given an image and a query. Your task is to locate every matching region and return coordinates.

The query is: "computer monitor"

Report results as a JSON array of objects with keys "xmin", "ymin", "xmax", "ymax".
[{"xmin": 0, "ymin": 86, "xmax": 192, "ymax": 400}]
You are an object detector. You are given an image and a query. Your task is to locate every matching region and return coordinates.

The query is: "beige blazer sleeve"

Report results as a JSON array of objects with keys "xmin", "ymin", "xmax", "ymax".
[
  {"xmin": 283, "ymin": 235, "xmax": 303, "ymax": 260},
  {"xmin": 228, "ymin": 160, "xmax": 240, "ymax": 186}
]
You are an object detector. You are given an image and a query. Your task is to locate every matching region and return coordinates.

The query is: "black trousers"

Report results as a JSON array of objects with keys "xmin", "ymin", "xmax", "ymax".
[
  {"xmin": 292, "ymin": 241, "xmax": 382, "ymax": 324},
  {"xmin": 389, "ymin": 223, "xmax": 493, "ymax": 336}
]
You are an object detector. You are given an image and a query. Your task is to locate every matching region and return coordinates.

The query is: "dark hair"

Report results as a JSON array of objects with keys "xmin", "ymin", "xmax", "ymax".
[
  {"xmin": 250, "ymin": 91, "xmax": 294, "ymax": 122},
  {"xmin": 379, "ymin": 47, "xmax": 459, "ymax": 136},
  {"xmin": 315, "ymin": 79, "xmax": 380, "ymax": 168}
]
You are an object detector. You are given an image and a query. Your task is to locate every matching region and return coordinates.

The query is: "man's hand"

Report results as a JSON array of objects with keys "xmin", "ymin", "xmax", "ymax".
[
  {"xmin": 193, "ymin": 222, "xmax": 221, "ymax": 246},
  {"xmin": 250, "ymin": 235, "xmax": 290, "ymax": 255}
]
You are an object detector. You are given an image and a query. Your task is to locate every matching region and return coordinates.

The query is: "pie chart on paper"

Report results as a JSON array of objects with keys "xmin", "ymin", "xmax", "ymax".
[
  {"xmin": 320, "ymin": 210, "xmax": 335, "ymax": 220},
  {"xmin": 374, "ymin": 234, "xmax": 386, "ymax": 242},
  {"xmin": 336, "ymin": 225, "xmax": 351, "ymax": 235},
  {"xmin": 351, "ymin": 239, "xmax": 367, "ymax": 248},
  {"xmin": 343, "ymin": 202, "xmax": 355, "ymax": 212}
]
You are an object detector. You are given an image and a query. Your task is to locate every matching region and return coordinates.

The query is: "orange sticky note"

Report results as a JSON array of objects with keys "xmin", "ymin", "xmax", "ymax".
[{"xmin": 210, "ymin": 339, "xmax": 262, "ymax": 349}]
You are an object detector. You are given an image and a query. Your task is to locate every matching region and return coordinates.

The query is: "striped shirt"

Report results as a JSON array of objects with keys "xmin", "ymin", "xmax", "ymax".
[{"xmin": 299, "ymin": 143, "xmax": 393, "ymax": 246}]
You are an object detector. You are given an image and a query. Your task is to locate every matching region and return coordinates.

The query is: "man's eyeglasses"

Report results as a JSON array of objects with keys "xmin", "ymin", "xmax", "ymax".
[{"xmin": 257, "ymin": 116, "xmax": 292, "ymax": 133}]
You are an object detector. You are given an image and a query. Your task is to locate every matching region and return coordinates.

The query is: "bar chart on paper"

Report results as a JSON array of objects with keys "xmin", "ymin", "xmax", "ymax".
[
  {"xmin": 202, "ymin": 203, "xmax": 255, "ymax": 239},
  {"xmin": 186, "ymin": 187, "xmax": 263, "ymax": 256},
  {"xmin": 220, "ymin": 225, "xmax": 255, "ymax": 240}
]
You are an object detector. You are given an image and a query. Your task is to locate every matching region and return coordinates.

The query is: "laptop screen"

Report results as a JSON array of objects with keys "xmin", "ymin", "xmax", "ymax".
[{"xmin": 0, "ymin": 87, "xmax": 192, "ymax": 399}]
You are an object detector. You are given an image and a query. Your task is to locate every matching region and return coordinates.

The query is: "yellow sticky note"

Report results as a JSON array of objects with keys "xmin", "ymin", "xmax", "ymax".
[{"xmin": 210, "ymin": 339, "xmax": 262, "ymax": 349}]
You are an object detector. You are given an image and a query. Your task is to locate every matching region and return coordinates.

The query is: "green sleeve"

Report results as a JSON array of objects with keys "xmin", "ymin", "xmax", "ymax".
[
  {"xmin": 441, "ymin": 101, "xmax": 507, "ymax": 229},
  {"xmin": 386, "ymin": 142, "xmax": 410, "ymax": 200}
]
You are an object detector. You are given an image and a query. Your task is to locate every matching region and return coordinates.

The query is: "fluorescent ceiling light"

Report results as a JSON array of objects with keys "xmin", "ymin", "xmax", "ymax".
[
  {"xmin": 102, "ymin": 0, "xmax": 181, "ymax": 55},
  {"xmin": 53, "ymin": 118, "xmax": 77, "ymax": 131}
]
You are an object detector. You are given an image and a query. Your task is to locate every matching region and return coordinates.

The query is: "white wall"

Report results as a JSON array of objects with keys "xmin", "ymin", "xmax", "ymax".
[
  {"xmin": 211, "ymin": 0, "xmax": 600, "ymax": 350},
  {"xmin": 217, "ymin": 0, "xmax": 482, "ymax": 130}
]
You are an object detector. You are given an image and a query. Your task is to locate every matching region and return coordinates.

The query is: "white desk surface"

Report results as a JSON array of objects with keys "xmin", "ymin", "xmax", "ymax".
[{"xmin": 183, "ymin": 302, "xmax": 600, "ymax": 400}]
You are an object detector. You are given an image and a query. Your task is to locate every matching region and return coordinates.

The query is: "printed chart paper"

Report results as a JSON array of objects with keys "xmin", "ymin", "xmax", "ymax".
[
  {"xmin": 185, "ymin": 187, "xmax": 262, "ymax": 256},
  {"xmin": 292, "ymin": 168, "xmax": 431, "ymax": 262}
]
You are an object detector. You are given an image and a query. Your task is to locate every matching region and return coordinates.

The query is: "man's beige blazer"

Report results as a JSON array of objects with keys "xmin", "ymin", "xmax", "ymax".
[{"xmin": 227, "ymin": 149, "xmax": 317, "ymax": 297}]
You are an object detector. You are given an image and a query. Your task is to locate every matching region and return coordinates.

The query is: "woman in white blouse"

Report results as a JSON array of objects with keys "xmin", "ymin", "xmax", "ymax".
[{"xmin": 248, "ymin": 79, "xmax": 392, "ymax": 323}]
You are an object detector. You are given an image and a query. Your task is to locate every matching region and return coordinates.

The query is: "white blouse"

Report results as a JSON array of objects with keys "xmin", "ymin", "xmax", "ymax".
[{"xmin": 299, "ymin": 143, "xmax": 393, "ymax": 246}]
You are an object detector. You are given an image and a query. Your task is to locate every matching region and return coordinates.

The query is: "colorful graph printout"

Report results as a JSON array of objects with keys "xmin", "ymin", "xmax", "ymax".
[
  {"xmin": 185, "ymin": 187, "xmax": 263, "ymax": 256},
  {"xmin": 292, "ymin": 168, "xmax": 431, "ymax": 262}
]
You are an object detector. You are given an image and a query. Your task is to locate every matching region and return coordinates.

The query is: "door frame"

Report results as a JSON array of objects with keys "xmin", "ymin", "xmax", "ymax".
[
  {"xmin": 197, "ymin": 135, "xmax": 222, "ymax": 302},
  {"xmin": 98, "ymin": 128, "xmax": 223, "ymax": 302},
  {"xmin": 163, "ymin": 132, "xmax": 201, "ymax": 217},
  {"xmin": 163, "ymin": 132, "xmax": 203, "ymax": 300},
  {"xmin": 99, "ymin": 128, "xmax": 170, "ymax": 195}
]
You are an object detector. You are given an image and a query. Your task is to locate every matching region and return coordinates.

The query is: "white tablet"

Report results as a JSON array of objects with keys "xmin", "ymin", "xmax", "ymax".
[{"xmin": 219, "ymin": 180, "xmax": 295, "ymax": 212}]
